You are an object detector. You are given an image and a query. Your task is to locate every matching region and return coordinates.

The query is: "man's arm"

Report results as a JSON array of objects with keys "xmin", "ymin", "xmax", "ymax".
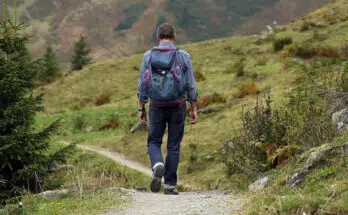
[
  {"xmin": 184, "ymin": 54, "xmax": 199, "ymax": 124},
  {"xmin": 137, "ymin": 54, "xmax": 149, "ymax": 123}
]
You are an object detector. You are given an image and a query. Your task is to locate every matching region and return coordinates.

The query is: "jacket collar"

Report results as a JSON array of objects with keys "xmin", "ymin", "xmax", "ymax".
[{"xmin": 158, "ymin": 41, "xmax": 176, "ymax": 48}]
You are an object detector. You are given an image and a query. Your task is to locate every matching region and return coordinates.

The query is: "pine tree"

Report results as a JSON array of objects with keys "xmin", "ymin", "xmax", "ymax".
[
  {"xmin": 71, "ymin": 35, "xmax": 92, "ymax": 71},
  {"xmin": 0, "ymin": 20, "xmax": 75, "ymax": 201},
  {"xmin": 38, "ymin": 45, "xmax": 59, "ymax": 83}
]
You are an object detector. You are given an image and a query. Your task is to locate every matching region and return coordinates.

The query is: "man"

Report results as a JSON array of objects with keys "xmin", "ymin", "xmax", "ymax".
[{"xmin": 137, "ymin": 23, "xmax": 198, "ymax": 195}]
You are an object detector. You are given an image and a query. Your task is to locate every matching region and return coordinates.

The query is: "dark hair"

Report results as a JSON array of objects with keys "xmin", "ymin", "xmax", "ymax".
[{"xmin": 157, "ymin": 23, "xmax": 176, "ymax": 40}]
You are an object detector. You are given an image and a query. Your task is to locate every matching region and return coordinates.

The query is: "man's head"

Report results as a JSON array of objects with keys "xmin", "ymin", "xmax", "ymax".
[{"xmin": 157, "ymin": 23, "xmax": 176, "ymax": 42}]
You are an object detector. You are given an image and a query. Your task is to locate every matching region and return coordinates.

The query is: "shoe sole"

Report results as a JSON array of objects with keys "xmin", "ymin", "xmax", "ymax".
[
  {"xmin": 150, "ymin": 165, "xmax": 164, "ymax": 193},
  {"xmin": 164, "ymin": 192, "xmax": 179, "ymax": 195}
]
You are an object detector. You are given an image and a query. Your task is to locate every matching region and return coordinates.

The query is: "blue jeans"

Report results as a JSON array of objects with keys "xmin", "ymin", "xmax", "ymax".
[{"xmin": 148, "ymin": 103, "xmax": 186, "ymax": 186}]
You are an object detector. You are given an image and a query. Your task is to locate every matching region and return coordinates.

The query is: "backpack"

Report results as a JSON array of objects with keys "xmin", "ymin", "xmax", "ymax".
[{"xmin": 141, "ymin": 47, "xmax": 186, "ymax": 101}]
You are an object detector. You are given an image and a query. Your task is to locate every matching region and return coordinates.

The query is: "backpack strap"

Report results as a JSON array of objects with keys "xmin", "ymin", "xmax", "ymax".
[
  {"xmin": 147, "ymin": 48, "xmax": 180, "ymax": 76},
  {"xmin": 167, "ymin": 48, "xmax": 179, "ymax": 72}
]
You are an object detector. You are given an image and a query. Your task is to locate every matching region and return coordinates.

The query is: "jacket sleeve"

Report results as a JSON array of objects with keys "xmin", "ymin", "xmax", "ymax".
[
  {"xmin": 184, "ymin": 54, "xmax": 198, "ymax": 102},
  {"xmin": 137, "ymin": 53, "xmax": 149, "ymax": 104}
]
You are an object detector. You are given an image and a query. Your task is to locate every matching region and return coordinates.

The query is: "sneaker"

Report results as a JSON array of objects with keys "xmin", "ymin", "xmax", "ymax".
[
  {"xmin": 164, "ymin": 188, "xmax": 179, "ymax": 195},
  {"xmin": 150, "ymin": 163, "xmax": 164, "ymax": 193}
]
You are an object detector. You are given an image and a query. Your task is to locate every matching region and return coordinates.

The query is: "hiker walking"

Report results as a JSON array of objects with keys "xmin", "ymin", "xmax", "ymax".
[{"xmin": 137, "ymin": 23, "xmax": 198, "ymax": 195}]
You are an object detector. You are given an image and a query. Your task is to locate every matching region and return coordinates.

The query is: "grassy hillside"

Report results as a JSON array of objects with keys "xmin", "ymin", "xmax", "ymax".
[
  {"xmin": 1, "ymin": 0, "xmax": 327, "ymax": 61},
  {"xmin": 234, "ymin": 0, "xmax": 328, "ymax": 35},
  {"xmin": 0, "ymin": 143, "xmax": 151, "ymax": 214},
  {"xmin": 244, "ymin": 136, "xmax": 348, "ymax": 214},
  {"xmin": 33, "ymin": 0, "xmax": 348, "ymax": 192}
]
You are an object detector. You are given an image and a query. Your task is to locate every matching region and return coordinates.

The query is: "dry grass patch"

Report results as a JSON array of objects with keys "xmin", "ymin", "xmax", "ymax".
[
  {"xmin": 100, "ymin": 116, "xmax": 120, "ymax": 131},
  {"xmin": 94, "ymin": 94, "xmax": 111, "ymax": 106},
  {"xmin": 232, "ymin": 81, "xmax": 260, "ymax": 98}
]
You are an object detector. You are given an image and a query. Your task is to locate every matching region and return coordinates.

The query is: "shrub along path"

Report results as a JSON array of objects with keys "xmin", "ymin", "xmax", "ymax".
[{"xmin": 62, "ymin": 141, "xmax": 242, "ymax": 214}]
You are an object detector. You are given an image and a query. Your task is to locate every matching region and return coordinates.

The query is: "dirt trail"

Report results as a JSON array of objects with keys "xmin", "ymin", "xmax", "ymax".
[
  {"xmin": 62, "ymin": 142, "xmax": 242, "ymax": 215},
  {"xmin": 75, "ymin": 144, "xmax": 153, "ymax": 176},
  {"xmin": 106, "ymin": 190, "xmax": 242, "ymax": 215}
]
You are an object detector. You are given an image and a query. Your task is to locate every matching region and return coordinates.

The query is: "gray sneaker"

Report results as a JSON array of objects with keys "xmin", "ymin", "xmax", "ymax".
[
  {"xmin": 150, "ymin": 163, "xmax": 164, "ymax": 193},
  {"xmin": 164, "ymin": 188, "xmax": 179, "ymax": 195}
]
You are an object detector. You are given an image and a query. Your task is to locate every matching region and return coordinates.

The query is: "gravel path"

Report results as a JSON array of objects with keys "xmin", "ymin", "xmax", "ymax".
[
  {"xmin": 105, "ymin": 190, "xmax": 242, "ymax": 215},
  {"xmin": 61, "ymin": 141, "xmax": 242, "ymax": 215},
  {"xmin": 61, "ymin": 141, "xmax": 152, "ymax": 176}
]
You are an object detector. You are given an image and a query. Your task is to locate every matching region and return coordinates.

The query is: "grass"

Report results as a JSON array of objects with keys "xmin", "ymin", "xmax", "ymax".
[
  {"xmin": 242, "ymin": 135, "xmax": 348, "ymax": 214},
  {"xmin": 5, "ymin": 190, "xmax": 126, "ymax": 215},
  {"xmin": 34, "ymin": 30, "xmax": 296, "ymax": 189},
  {"xmin": 0, "ymin": 143, "xmax": 151, "ymax": 215},
  {"xmin": 32, "ymin": 0, "xmax": 348, "ymax": 195}
]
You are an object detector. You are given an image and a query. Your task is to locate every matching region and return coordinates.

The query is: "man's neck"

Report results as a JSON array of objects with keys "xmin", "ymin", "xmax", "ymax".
[{"xmin": 159, "ymin": 39, "xmax": 175, "ymax": 44}]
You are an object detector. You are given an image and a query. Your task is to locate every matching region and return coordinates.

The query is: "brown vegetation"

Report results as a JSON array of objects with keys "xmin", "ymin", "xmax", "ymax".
[
  {"xmin": 187, "ymin": 92, "xmax": 226, "ymax": 112},
  {"xmin": 232, "ymin": 81, "xmax": 260, "ymax": 98},
  {"xmin": 94, "ymin": 94, "xmax": 111, "ymax": 106},
  {"xmin": 195, "ymin": 70, "xmax": 206, "ymax": 82},
  {"xmin": 281, "ymin": 43, "xmax": 341, "ymax": 59},
  {"xmin": 100, "ymin": 116, "xmax": 119, "ymax": 131}
]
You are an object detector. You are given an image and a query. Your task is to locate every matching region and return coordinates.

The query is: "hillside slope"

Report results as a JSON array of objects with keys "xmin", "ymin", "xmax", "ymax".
[
  {"xmin": 30, "ymin": 0, "xmax": 348, "ymax": 212},
  {"xmin": 234, "ymin": 0, "xmax": 328, "ymax": 35},
  {"xmin": 1, "ymin": 0, "xmax": 327, "ymax": 61}
]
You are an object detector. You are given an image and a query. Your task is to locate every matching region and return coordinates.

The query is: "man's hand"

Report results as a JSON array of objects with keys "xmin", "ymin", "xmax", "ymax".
[
  {"xmin": 139, "ymin": 103, "xmax": 147, "ymax": 124},
  {"xmin": 190, "ymin": 102, "xmax": 198, "ymax": 125},
  {"xmin": 139, "ymin": 110, "xmax": 147, "ymax": 124}
]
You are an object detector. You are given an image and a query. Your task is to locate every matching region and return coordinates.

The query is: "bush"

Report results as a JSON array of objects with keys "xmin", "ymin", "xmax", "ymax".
[
  {"xmin": 100, "ymin": 115, "xmax": 120, "ymax": 131},
  {"xmin": 299, "ymin": 21, "xmax": 316, "ymax": 32},
  {"xmin": 340, "ymin": 42, "xmax": 348, "ymax": 60},
  {"xmin": 282, "ymin": 43, "xmax": 341, "ymax": 59},
  {"xmin": 73, "ymin": 115, "xmax": 86, "ymax": 132},
  {"xmin": 94, "ymin": 94, "xmax": 111, "ymax": 106},
  {"xmin": 323, "ymin": 13, "xmax": 337, "ymax": 25},
  {"xmin": 311, "ymin": 30, "xmax": 327, "ymax": 42},
  {"xmin": 254, "ymin": 56, "xmax": 268, "ymax": 66},
  {"xmin": 225, "ymin": 59, "xmax": 245, "ymax": 77},
  {"xmin": 222, "ymin": 59, "xmax": 336, "ymax": 176},
  {"xmin": 232, "ymin": 81, "xmax": 260, "ymax": 98},
  {"xmin": 273, "ymin": 37, "xmax": 293, "ymax": 52},
  {"xmin": 195, "ymin": 70, "xmax": 206, "ymax": 82},
  {"xmin": 338, "ymin": 61, "xmax": 348, "ymax": 92},
  {"xmin": 187, "ymin": 143, "xmax": 199, "ymax": 174},
  {"xmin": 316, "ymin": 46, "xmax": 341, "ymax": 58},
  {"xmin": 188, "ymin": 92, "xmax": 226, "ymax": 111}
]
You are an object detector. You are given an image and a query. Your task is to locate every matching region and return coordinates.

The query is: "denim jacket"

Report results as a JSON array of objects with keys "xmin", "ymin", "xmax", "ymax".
[{"xmin": 137, "ymin": 42, "xmax": 198, "ymax": 104}]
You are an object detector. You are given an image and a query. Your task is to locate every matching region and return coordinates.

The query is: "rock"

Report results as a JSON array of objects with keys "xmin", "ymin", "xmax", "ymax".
[
  {"xmin": 305, "ymin": 146, "xmax": 333, "ymax": 167},
  {"xmin": 38, "ymin": 189, "xmax": 69, "ymax": 200},
  {"xmin": 286, "ymin": 167, "xmax": 310, "ymax": 187},
  {"xmin": 287, "ymin": 142, "xmax": 348, "ymax": 187},
  {"xmin": 315, "ymin": 23, "xmax": 326, "ymax": 28},
  {"xmin": 328, "ymin": 90, "xmax": 348, "ymax": 116},
  {"xmin": 332, "ymin": 108, "xmax": 348, "ymax": 133},
  {"xmin": 135, "ymin": 187, "xmax": 147, "ymax": 192},
  {"xmin": 86, "ymin": 126, "xmax": 95, "ymax": 132},
  {"xmin": 120, "ymin": 188, "xmax": 137, "ymax": 194},
  {"xmin": 198, "ymin": 107, "xmax": 218, "ymax": 114},
  {"xmin": 48, "ymin": 164, "xmax": 73, "ymax": 172},
  {"xmin": 130, "ymin": 123, "xmax": 147, "ymax": 133},
  {"xmin": 248, "ymin": 176, "xmax": 269, "ymax": 191}
]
